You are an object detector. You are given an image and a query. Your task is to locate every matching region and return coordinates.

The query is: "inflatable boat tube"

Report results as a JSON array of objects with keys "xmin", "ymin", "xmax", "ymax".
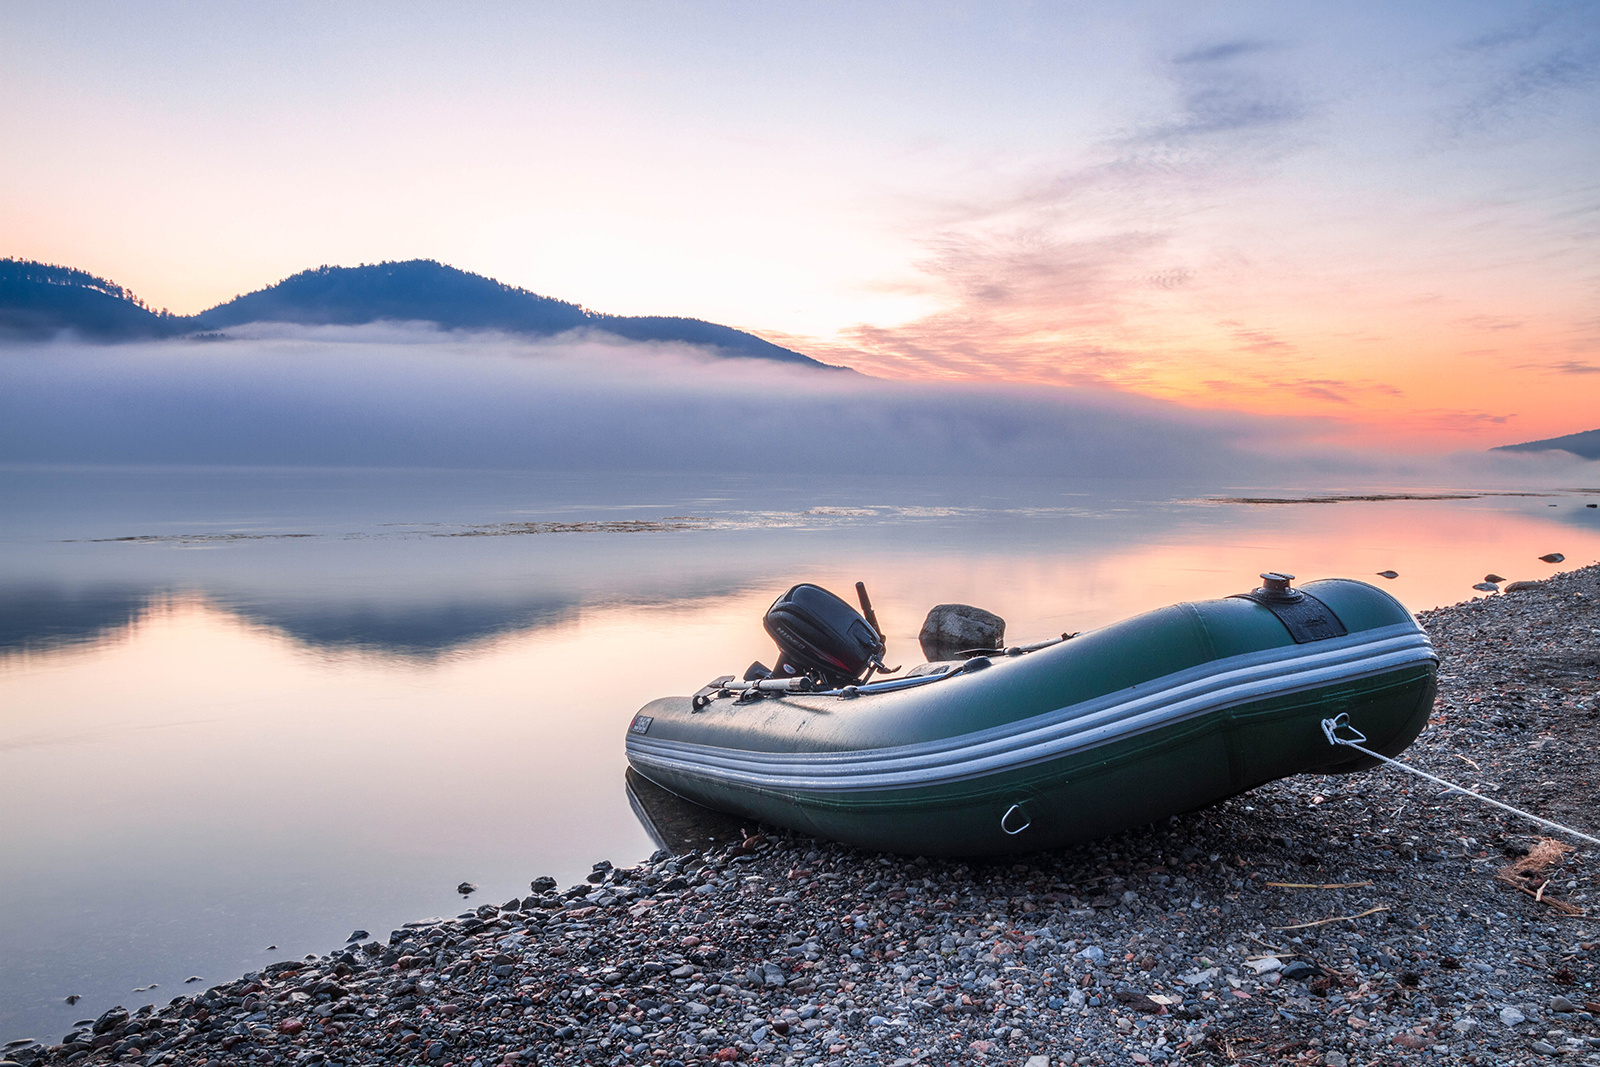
[{"xmin": 624, "ymin": 576, "xmax": 1437, "ymax": 856}]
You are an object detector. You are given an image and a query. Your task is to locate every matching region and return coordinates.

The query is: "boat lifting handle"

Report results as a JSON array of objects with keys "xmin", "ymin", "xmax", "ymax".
[{"xmin": 1001, "ymin": 803, "xmax": 1032, "ymax": 835}]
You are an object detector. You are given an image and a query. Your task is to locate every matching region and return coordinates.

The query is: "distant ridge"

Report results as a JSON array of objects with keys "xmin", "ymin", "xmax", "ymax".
[
  {"xmin": 0, "ymin": 259, "xmax": 183, "ymax": 340},
  {"xmin": 1493, "ymin": 427, "xmax": 1600, "ymax": 461},
  {"xmin": 0, "ymin": 257, "xmax": 842, "ymax": 369}
]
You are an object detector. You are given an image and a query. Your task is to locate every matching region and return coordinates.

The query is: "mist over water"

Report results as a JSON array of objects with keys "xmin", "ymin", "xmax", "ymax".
[
  {"xmin": 9, "ymin": 327, "xmax": 1587, "ymax": 484},
  {"xmin": 1, "ymin": 333, "xmax": 1597, "ymax": 1044}
]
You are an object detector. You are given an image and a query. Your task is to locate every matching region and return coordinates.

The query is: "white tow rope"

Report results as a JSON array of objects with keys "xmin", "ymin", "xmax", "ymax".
[{"xmin": 1321, "ymin": 714, "xmax": 1600, "ymax": 849}]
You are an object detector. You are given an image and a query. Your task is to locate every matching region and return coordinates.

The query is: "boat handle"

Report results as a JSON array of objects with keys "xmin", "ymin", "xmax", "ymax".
[{"xmin": 1001, "ymin": 803, "xmax": 1032, "ymax": 835}]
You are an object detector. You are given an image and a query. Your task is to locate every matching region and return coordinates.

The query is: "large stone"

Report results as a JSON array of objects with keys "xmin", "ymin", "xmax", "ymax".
[
  {"xmin": 92, "ymin": 1008, "xmax": 128, "ymax": 1035},
  {"xmin": 919, "ymin": 604, "xmax": 1005, "ymax": 662}
]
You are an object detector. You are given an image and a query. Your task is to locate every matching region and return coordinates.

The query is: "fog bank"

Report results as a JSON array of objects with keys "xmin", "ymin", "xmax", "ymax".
[{"xmin": 0, "ymin": 327, "xmax": 1590, "ymax": 486}]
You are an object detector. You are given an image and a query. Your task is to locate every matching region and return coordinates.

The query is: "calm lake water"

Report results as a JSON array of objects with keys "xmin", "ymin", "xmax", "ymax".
[{"xmin": 3, "ymin": 466, "xmax": 1598, "ymax": 1043}]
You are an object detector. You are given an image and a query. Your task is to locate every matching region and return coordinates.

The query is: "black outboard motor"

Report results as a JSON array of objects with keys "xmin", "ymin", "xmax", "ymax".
[{"xmin": 763, "ymin": 583, "xmax": 886, "ymax": 688}]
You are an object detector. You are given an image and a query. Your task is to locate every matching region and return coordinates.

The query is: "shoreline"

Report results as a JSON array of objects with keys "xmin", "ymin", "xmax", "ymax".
[{"xmin": 7, "ymin": 565, "xmax": 1600, "ymax": 1067}]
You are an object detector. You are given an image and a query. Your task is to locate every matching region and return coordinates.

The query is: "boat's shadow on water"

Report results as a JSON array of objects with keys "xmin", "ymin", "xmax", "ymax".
[{"xmin": 625, "ymin": 769, "xmax": 755, "ymax": 854}]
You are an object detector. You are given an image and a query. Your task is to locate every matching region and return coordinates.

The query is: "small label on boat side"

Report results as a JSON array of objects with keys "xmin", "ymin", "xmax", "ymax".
[{"xmin": 630, "ymin": 715, "xmax": 653, "ymax": 735}]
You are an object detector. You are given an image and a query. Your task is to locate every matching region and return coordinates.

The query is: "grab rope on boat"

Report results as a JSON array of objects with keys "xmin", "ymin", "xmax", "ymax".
[{"xmin": 1321, "ymin": 714, "xmax": 1600, "ymax": 848}]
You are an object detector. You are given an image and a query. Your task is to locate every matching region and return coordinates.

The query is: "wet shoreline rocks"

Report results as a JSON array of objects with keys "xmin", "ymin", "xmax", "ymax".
[{"xmin": 11, "ymin": 564, "xmax": 1600, "ymax": 1067}]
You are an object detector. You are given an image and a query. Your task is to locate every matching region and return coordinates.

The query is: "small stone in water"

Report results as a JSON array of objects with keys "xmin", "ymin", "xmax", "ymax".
[
  {"xmin": 63, "ymin": 994, "xmax": 80, "ymax": 1004},
  {"xmin": 457, "ymin": 881, "xmax": 477, "ymax": 895},
  {"xmin": 1540, "ymin": 552, "xmax": 1565, "ymax": 563},
  {"xmin": 346, "ymin": 929, "xmax": 369, "ymax": 942},
  {"xmin": 1376, "ymin": 570, "xmax": 1399, "ymax": 579},
  {"xmin": 184, "ymin": 976, "xmax": 202, "ymax": 983},
  {"xmin": 1473, "ymin": 582, "xmax": 1499, "ymax": 593}
]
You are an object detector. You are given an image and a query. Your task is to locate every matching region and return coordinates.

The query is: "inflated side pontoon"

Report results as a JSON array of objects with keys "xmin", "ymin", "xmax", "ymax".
[{"xmin": 625, "ymin": 573, "xmax": 1437, "ymax": 856}]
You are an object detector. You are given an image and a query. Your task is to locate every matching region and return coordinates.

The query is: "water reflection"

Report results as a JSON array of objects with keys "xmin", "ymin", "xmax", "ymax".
[
  {"xmin": 2, "ymin": 473, "xmax": 1598, "ymax": 1044},
  {"xmin": 0, "ymin": 583, "xmax": 150, "ymax": 654},
  {"xmin": 625, "ymin": 769, "xmax": 749, "ymax": 856}
]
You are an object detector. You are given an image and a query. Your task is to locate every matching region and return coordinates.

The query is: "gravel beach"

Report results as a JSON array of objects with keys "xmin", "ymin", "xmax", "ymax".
[{"xmin": 8, "ymin": 564, "xmax": 1599, "ymax": 1067}]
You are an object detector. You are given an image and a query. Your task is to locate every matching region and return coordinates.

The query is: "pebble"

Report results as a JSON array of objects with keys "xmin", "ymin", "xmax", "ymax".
[
  {"xmin": 1473, "ymin": 581, "xmax": 1500, "ymax": 592},
  {"xmin": 1485, "ymin": 573, "xmax": 1507, "ymax": 584},
  {"xmin": 1539, "ymin": 553, "xmax": 1565, "ymax": 563},
  {"xmin": 1376, "ymin": 570, "xmax": 1399, "ymax": 579},
  {"xmin": 12, "ymin": 563, "xmax": 1600, "ymax": 1067}
]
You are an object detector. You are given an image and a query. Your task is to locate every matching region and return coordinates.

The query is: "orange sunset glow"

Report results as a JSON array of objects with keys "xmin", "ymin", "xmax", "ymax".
[{"xmin": 2, "ymin": 3, "xmax": 1596, "ymax": 453}]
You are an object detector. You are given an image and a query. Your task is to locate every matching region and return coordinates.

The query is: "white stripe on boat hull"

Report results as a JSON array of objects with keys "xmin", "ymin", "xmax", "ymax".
[{"xmin": 626, "ymin": 624, "xmax": 1435, "ymax": 794}]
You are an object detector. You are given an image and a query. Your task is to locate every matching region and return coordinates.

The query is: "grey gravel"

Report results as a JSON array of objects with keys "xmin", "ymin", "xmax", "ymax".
[{"xmin": 15, "ymin": 564, "xmax": 1600, "ymax": 1067}]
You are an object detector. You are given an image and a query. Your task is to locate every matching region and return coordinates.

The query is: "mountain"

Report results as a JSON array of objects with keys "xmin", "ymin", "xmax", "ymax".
[
  {"xmin": 0, "ymin": 260, "xmax": 185, "ymax": 340},
  {"xmin": 1493, "ymin": 427, "xmax": 1600, "ymax": 461},
  {"xmin": 0, "ymin": 258, "xmax": 841, "ymax": 369}
]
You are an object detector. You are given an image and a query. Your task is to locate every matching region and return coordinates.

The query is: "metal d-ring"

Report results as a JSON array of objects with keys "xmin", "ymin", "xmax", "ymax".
[{"xmin": 1001, "ymin": 803, "xmax": 1032, "ymax": 835}]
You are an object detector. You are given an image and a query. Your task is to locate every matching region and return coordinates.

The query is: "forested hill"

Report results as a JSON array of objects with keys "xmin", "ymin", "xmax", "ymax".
[
  {"xmin": 0, "ymin": 258, "xmax": 840, "ymax": 368},
  {"xmin": 0, "ymin": 259, "xmax": 184, "ymax": 340},
  {"xmin": 1492, "ymin": 427, "xmax": 1600, "ymax": 461}
]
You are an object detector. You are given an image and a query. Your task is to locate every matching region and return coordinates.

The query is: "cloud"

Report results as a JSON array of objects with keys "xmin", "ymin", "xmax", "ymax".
[
  {"xmin": 1415, "ymin": 408, "xmax": 1519, "ymax": 431},
  {"xmin": 1192, "ymin": 372, "xmax": 1403, "ymax": 409},
  {"xmin": 795, "ymin": 36, "xmax": 1315, "ymax": 391},
  {"xmin": 1225, "ymin": 323, "xmax": 1297, "ymax": 355},
  {"xmin": 1456, "ymin": 314, "xmax": 1525, "ymax": 332},
  {"xmin": 1173, "ymin": 40, "xmax": 1274, "ymax": 66},
  {"xmin": 1443, "ymin": 7, "xmax": 1600, "ymax": 138},
  {"xmin": 1295, "ymin": 383, "xmax": 1352, "ymax": 405},
  {"xmin": 1138, "ymin": 77, "xmax": 1304, "ymax": 146},
  {"xmin": 0, "ymin": 327, "xmax": 1334, "ymax": 484},
  {"xmin": 1133, "ymin": 36, "xmax": 1306, "ymax": 150}
]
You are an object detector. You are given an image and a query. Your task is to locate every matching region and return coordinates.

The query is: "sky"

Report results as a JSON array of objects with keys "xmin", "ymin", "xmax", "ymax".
[{"xmin": 2, "ymin": 1, "xmax": 1597, "ymax": 450}]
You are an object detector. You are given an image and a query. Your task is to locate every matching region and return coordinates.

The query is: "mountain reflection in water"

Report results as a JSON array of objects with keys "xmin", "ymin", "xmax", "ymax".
[{"xmin": 2, "ymin": 467, "xmax": 1598, "ymax": 1045}]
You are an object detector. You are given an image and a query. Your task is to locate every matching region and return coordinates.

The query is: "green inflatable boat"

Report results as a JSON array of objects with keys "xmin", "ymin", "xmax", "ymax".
[{"xmin": 625, "ymin": 573, "xmax": 1437, "ymax": 856}]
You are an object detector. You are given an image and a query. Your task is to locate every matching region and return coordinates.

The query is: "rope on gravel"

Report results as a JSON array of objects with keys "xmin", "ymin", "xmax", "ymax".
[{"xmin": 1321, "ymin": 714, "xmax": 1600, "ymax": 848}]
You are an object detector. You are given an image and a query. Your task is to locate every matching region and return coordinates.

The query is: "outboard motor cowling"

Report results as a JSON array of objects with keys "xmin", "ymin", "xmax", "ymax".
[{"xmin": 763, "ymin": 583, "xmax": 884, "ymax": 688}]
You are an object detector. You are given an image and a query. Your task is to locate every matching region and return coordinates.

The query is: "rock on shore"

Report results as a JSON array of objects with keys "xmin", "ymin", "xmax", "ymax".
[{"xmin": 10, "ymin": 566, "xmax": 1600, "ymax": 1067}]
